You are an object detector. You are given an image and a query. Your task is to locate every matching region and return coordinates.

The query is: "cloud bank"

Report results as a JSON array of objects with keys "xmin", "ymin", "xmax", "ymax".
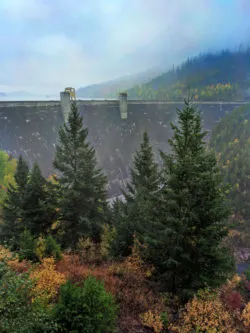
[{"xmin": 0, "ymin": 0, "xmax": 249, "ymax": 94}]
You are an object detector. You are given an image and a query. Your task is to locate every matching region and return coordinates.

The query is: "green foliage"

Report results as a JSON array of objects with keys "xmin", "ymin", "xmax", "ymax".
[
  {"xmin": 245, "ymin": 264, "xmax": 250, "ymax": 281},
  {"xmin": 113, "ymin": 132, "xmax": 161, "ymax": 257},
  {"xmin": 0, "ymin": 151, "xmax": 16, "ymax": 205},
  {"xmin": 1, "ymin": 155, "xmax": 29, "ymax": 247},
  {"xmin": 35, "ymin": 235, "xmax": 62, "ymax": 261},
  {"xmin": 0, "ymin": 268, "xmax": 56, "ymax": 333},
  {"xmin": 160, "ymin": 311, "xmax": 169, "ymax": 328},
  {"xmin": 54, "ymin": 276, "xmax": 118, "ymax": 333},
  {"xmin": 1, "ymin": 158, "xmax": 58, "ymax": 249},
  {"xmin": 147, "ymin": 99, "xmax": 234, "ymax": 299},
  {"xmin": 19, "ymin": 229, "xmax": 37, "ymax": 261},
  {"xmin": 211, "ymin": 104, "xmax": 250, "ymax": 243},
  {"xmin": 53, "ymin": 102, "xmax": 108, "ymax": 247},
  {"xmin": 44, "ymin": 235, "xmax": 62, "ymax": 260},
  {"xmin": 128, "ymin": 48, "xmax": 250, "ymax": 101},
  {"xmin": 100, "ymin": 224, "xmax": 116, "ymax": 260},
  {"xmin": 23, "ymin": 163, "xmax": 57, "ymax": 237}
]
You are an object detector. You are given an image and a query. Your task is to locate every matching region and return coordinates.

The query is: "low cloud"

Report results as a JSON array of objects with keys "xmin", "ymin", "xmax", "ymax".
[{"xmin": 0, "ymin": 0, "xmax": 249, "ymax": 94}]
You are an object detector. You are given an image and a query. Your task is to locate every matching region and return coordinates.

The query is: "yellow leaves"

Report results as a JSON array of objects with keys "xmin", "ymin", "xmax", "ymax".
[
  {"xmin": 35, "ymin": 236, "xmax": 46, "ymax": 261},
  {"xmin": 228, "ymin": 229, "xmax": 241, "ymax": 238},
  {"xmin": 0, "ymin": 245, "xmax": 13, "ymax": 262},
  {"xmin": 47, "ymin": 173, "xmax": 58, "ymax": 184},
  {"xmin": 30, "ymin": 257, "xmax": 66, "ymax": 304},
  {"xmin": 241, "ymin": 302, "xmax": 250, "ymax": 328},
  {"xmin": 171, "ymin": 295, "xmax": 236, "ymax": 333},
  {"xmin": 140, "ymin": 310, "xmax": 163, "ymax": 333}
]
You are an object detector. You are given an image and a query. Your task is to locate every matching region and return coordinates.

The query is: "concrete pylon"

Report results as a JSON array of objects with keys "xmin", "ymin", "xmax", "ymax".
[
  {"xmin": 119, "ymin": 92, "xmax": 128, "ymax": 119},
  {"xmin": 60, "ymin": 91, "xmax": 71, "ymax": 122}
]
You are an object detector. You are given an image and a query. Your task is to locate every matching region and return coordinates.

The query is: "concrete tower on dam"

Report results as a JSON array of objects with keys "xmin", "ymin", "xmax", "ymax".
[{"xmin": 0, "ymin": 93, "xmax": 249, "ymax": 196}]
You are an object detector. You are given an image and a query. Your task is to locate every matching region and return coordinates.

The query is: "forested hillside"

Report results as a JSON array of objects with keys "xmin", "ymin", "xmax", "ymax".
[
  {"xmin": 128, "ymin": 48, "xmax": 250, "ymax": 101},
  {"xmin": 1, "ymin": 101, "xmax": 250, "ymax": 332},
  {"xmin": 76, "ymin": 68, "xmax": 160, "ymax": 98},
  {"xmin": 210, "ymin": 104, "xmax": 250, "ymax": 246}
]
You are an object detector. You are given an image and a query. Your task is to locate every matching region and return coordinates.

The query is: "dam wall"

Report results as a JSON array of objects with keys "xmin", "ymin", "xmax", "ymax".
[{"xmin": 0, "ymin": 99, "xmax": 248, "ymax": 195}]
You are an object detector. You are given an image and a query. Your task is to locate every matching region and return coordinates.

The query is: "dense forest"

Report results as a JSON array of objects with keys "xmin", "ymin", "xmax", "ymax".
[
  {"xmin": 128, "ymin": 48, "xmax": 250, "ymax": 101},
  {"xmin": 1, "ymin": 101, "xmax": 250, "ymax": 332},
  {"xmin": 211, "ymin": 104, "xmax": 250, "ymax": 247}
]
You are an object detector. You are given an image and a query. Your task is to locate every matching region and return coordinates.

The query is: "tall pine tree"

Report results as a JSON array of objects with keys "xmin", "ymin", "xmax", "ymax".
[
  {"xmin": 147, "ymin": 100, "xmax": 234, "ymax": 298},
  {"xmin": 2, "ymin": 155, "xmax": 29, "ymax": 246},
  {"xmin": 22, "ymin": 163, "xmax": 57, "ymax": 237},
  {"xmin": 114, "ymin": 132, "xmax": 161, "ymax": 256},
  {"xmin": 53, "ymin": 102, "xmax": 107, "ymax": 247}
]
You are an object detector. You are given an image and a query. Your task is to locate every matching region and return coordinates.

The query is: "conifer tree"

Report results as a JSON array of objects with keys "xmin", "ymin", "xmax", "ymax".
[
  {"xmin": 114, "ymin": 132, "xmax": 161, "ymax": 256},
  {"xmin": 147, "ymin": 100, "xmax": 234, "ymax": 298},
  {"xmin": 23, "ymin": 163, "xmax": 57, "ymax": 237},
  {"xmin": 2, "ymin": 155, "xmax": 29, "ymax": 246},
  {"xmin": 53, "ymin": 102, "xmax": 107, "ymax": 247}
]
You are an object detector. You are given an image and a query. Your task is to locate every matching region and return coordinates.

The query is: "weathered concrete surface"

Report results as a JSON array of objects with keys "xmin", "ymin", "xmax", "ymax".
[{"xmin": 0, "ymin": 100, "xmax": 248, "ymax": 195}]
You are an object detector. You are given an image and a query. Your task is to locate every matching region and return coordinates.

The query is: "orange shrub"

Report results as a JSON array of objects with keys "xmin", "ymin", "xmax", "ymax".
[
  {"xmin": 0, "ymin": 245, "xmax": 13, "ymax": 262},
  {"xmin": 30, "ymin": 257, "xmax": 66, "ymax": 304},
  {"xmin": 56, "ymin": 254, "xmax": 90, "ymax": 282},
  {"xmin": 171, "ymin": 294, "xmax": 236, "ymax": 333},
  {"xmin": 7, "ymin": 258, "xmax": 31, "ymax": 273},
  {"xmin": 140, "ymin": 310, "xmax": 163, "ymax": 333},
  {"xmin": 242, "ymin": 302, "xmax": 250, "ymax": 328}
]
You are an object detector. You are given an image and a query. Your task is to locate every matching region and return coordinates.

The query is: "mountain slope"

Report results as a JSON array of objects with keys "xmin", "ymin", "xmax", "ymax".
[
  {"xmin": 76, "ymin": 68, "xmax": 161, "ymax": 98},
  {"xmin": 210, "ymin": 104, "xmax": 250, "ymax": 246},
  {"xmin": 128, "ymin": 48, "xmax": 250, "ymax": 101}
]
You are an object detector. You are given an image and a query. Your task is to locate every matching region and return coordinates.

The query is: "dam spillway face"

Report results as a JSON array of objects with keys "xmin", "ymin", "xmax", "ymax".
[{"xmin": 0, "ymin": 99, "xmax": 247, "ymax": 196}]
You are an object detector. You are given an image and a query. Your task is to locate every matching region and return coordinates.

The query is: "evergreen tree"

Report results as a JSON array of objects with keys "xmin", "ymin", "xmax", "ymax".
[
  {"xmin": 147, "ymin": 100, "xmax": 234, "ymax": 298},
  {"xmin": 23, "ymin": 163, "xmax": 57, "ymax": 237},
  {"xmin": 114, "ymin": 132, "xmax": 161, "ymax": 256},
  {"xmin": 53, "ymin": 102, "xmax": 107, "ymax": 247},
  {"xmin": 1, "ymin": 156, "xmax": 29, "ymax": 246}
]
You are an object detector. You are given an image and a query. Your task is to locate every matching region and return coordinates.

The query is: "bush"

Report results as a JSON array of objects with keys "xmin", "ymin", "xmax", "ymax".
[
  {"xmin": 54, "ymin": 275, "xmax": 118, "ymax": 333},
  {"xmin": 20, "ymin": 233, "xmax": 62, "ymax": 262},
  {"xmin": 44, "ymin": 235, "xmax": 62, "ymax": 260},
  {"xmin": 30, "ymin": 258, "xmax": 66, "ymax": 304},
  {"xmin": 0, "ymin": 268, "xmax": 56, "ymax": 333},
  {"xmin": 170, "ymin": 291, "xmax": 236, "ymax": 333},
  {"xmin": 19, "ymin": 229, "xmax": 37, "ymax": 261}
]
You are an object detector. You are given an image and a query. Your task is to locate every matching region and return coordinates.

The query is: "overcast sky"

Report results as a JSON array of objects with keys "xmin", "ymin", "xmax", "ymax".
[{"xmin": 0, "ymin": 0, "xmax": 249, "ymax": 94}]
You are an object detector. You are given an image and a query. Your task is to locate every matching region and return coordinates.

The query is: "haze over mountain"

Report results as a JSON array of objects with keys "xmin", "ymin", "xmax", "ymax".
[
  {"xmin": 76, "ymin": 68, "xmax": 161, "ymax": 98},
  {"xmin": 0, "ymin": 0, "xmax": 250, "ymax": 95},
  {"xmin": 128, "ymin": 48, "xmax": 250, "ymax": 101}
]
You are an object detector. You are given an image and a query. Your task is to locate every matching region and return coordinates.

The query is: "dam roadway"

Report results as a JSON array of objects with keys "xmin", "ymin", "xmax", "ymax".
[
  {"xmin": 0, "ymin": 98, "xmax": 249, "ymax": 195},
  {"xmin": 0, "ymin": 100, "xmax": 249, "ymax": 108}
]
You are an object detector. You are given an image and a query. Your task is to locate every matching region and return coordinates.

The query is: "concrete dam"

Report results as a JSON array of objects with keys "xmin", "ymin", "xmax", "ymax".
[{"xmin": 0, "ymin": 93, "xmax": 248, "ymax": 196}]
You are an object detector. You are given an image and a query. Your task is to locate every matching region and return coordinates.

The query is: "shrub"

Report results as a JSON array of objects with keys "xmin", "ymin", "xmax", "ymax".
[
  {"xmin": 100, "ymin": 224, "xmax": 116, "ymax": 260},
  {"xmin": 19, "ymin": 229, "xmax": 37, "ymax": 261},
  {"xmin": 224, "ymin": 290, "xmax": 243, "ymax": 311},
  {"xmin": 54, "ymin": 275, "xmax": 118, "ymax": 333},
  {"xmin": 30, "ymin": 257, "xmax": 66, "ymax": 304},
  {"xmin": 140, "ymin": 310, "xmax": 163, "ymax": 333},
  {"xmin": 170, "ymin": 292, "xmax": 236, "ymax": 333},
  {"xmin": 35, "ymin": 235, "xmax": 46, "ymax": 261},
  {"xmin": 77, "ymin": 237, "xmax": 100, "ymax": 264},
  {"xmin": 0, "ymin": 268, "xmax": 56, "ymax": 333},
  {"xmin": 242, "ymin": 302, "xmax": 250, "ymax": 328},
  {"xmin": 44, "ymin": 235, "xmax": 62, "ymax": 260}
]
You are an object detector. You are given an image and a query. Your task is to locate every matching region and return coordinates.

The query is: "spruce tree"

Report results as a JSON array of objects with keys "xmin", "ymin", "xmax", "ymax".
[
  {"xmin": 53, "ymin": 102, "xmax": 107, "ymax": 247},
  {"xmin": 114, "ymin": 132, "xmax": 161, "ymax": 256},
  {"xmin": 2, "ymin": 155, "xmax": 29, "ymax": 246},
  {"xmin": 147, "ymin": 100, "xmax": 234, "ymax": 298},
  {"xmin": 23, "ymin": 163, "xmax": 56, "ymax": 237}
]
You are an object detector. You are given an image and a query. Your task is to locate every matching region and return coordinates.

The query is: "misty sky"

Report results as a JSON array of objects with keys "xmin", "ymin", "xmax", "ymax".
[{"xmin": 0, "ymin": 0, "xmax": 249, "ymax": 94}]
